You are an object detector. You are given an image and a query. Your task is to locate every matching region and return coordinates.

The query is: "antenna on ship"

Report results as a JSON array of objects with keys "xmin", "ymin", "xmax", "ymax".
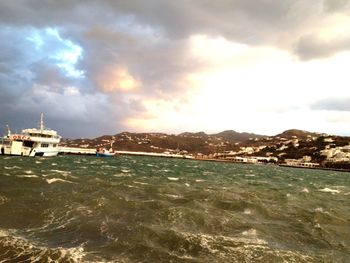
[
  {"xmin": 5, "ymin": 124, "xmax": 11, "ymax": 137},
  {"xmin": 40, "ymin": 113, "xmax": 44, "ymax": 132}
]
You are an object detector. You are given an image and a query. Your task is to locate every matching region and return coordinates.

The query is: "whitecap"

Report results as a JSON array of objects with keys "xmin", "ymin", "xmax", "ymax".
[
  {"xmin": 244, "ymin": 208, "xmax": 252, "ymax": 215},
  {"xmin": 17, "ymin": 174, "xmax": 39, "ymax": 178},
  {"xmin": 242, "ymin": 229, "xmax": 257, "ymax": 236},
  {"xmin": 167, "ymin": 177, "xmax": 179, "ymax": 181},
  {"xmin": 302, "ymin": 188, "xmax": 309, "ymax": 193},
  {"xmin": 0, "ymin": 229, "xmax": 86, "ymax": 262},
  {"xmin": 195, "ymin": 179, "xmax": 205, "ymax": 182},
  {"xmin": 319, "ymin": 188, "xmax": 340, "ymax": 194},
  {"xmin": 127, "ymin": 185, "xmax": 139, "ymax": 188},
  {"xmin": 185, "ymin": 183, "xmax": 190, "ymax": 187},
  {"xmin": 164, "ymin": 194, "xmax": 181, "ymax": 198},
  {"xmin": 0, "ymin": 229, "xmax": 9, "ymax": 237},
  {"xmin": 51, "ymin": 163, "xmax": 57, "ymax": 166},
  {"xmin": 113, "ymin": 173, "xmax": 131, "ymax": 177},
  {"xmin": 179, "ymin": 231, "xmax": 268, "ymax": 254},
  {"xmin": 121, "ymin": 169, "xmax": 130, "ymax": 173},
  {"xmin": 46, "ymin": 178, "xmax": 73, "ymax": 184},
  {"xmin": 315, "ymin": 207, "xmax": 331, "ymax": 216},
  {"xmin": 4, "ymin": 166, "xmax": 20, "ymax": 170},
  {"xmin": 55, "ymin": 245, "xmax": 86, "ymax": 262},
  {"xmin": 133, "ymin": 181, "xmax": 149, "ymax": 185},
  {"xmin": 0, "ymin": 195, "xmax": 9, "ymax": 205},
  {"xmin": 50, "ymin": 169, "xmax": 71, "ymax": 174},
  {"xmin": 314, "ymin": 207, "xmax": 322, "ymax": 212}
]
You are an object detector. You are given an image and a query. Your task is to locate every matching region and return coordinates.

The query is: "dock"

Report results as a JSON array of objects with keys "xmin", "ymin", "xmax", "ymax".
[
  {"xmin": 115, "ymin": 150, "xmax": 194, "ymax": 159},
  {"xmin": 57, "ymin": 147, "xmax": 194, "ymax": 159},
  {"xmin": 58, "ymin": 146, "xmax": 96, "ymax": 155}
]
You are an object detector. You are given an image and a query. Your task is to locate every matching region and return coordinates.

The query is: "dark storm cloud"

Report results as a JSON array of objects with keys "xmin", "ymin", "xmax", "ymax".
[{"xmin": 1, "ymin": 1, "xmax": 346, "ymax": 55}]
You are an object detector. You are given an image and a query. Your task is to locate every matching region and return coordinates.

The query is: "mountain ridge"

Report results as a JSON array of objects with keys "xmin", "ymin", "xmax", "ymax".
[{"xmin": 61, "ymin": 128, "xmax": 347, "ymax": 156}]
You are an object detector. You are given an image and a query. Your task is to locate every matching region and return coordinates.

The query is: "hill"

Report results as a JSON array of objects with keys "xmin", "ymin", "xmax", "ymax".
[
  {"xmin": 212, "ymin": 130, "xmax": 265, "ymax": 142},
  {"xmin": 274, "ymin": 129, "xmax": 320, "ymax": 139}
]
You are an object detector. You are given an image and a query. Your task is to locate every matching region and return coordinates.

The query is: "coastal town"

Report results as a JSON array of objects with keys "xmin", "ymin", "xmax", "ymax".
[{"xmin": 59, "ymin": 129, "xmax": 350, "ymax": 171}]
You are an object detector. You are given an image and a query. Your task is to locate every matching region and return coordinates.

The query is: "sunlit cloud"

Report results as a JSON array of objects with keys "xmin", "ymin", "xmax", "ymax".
[{"xmin": 95, "ymin": 67, "xmax": 139, "ymax": 92}]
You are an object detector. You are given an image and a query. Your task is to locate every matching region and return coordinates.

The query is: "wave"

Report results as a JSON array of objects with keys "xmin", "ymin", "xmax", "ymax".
[
  {"xmin": 4, "ymin": 166, "xmax": 21, "ymax": 170},
  {"xmin": 302, "ymin": 188, "xmax": 309, "ymax": 193},
  {"xmin": 113, "ymin": 173, "xmax": 132, "ymax": 177},
  {"xmin": 0, "ymin": 196, "xmax": 9, "ymax": 205},
  {"xmin": 46, "ymin": 178, "xmax": 74, "ymax": 184},
  {"xmin": 319, "ymin": 188, "xmax": 340, "ymax": 194},
  {"xmin": 167, "ymin": 177, "xmax": 179, "ymax": 181},
  {"xmin": 16, "ymin": 174, "xmax": 39, "ymax": 178},
  {"xmin": 127, "ymin": 228, "xmax": 327, "ymax": 263},
  {"xmin": 0, "ymin": 229, "xmax": 85, "ymax": 262}
]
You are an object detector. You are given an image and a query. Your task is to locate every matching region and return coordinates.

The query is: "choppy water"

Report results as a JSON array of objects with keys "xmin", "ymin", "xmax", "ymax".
[{"xmin": 0, "ymin": 155, "xmax": 349, "ymax": 262}]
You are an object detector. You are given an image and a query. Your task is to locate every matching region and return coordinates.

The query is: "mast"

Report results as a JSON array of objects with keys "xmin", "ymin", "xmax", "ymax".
[
  {"xmin": 6, "ymin": 124, "xmax": 11, "ymax": 137},
  {"xmin": 40, "ymin": 113, "xmax": 44, "ymax": 132}
]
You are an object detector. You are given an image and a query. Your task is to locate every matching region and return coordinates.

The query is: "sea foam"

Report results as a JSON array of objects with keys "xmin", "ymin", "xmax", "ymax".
[
  {"xmin": 168, "ymin": 177, "xmax": 179, "ymax": 181},
  {"xmin": 319, "ymin": 188, "xmax": 340, "ymax": 194},
  {"xmin": 46, "ymin": 178, "xmax": 73, "ymax": 184}
]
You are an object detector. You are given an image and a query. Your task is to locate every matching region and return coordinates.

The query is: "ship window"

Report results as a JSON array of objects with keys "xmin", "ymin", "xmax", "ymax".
[
  {"xmin": 23, "ymin": 141, "xmax": 34, "ymax": 147},
  {"xmin": 41, "ymin": 143, "xmax": 49, "ymax": 148},
  {"xmin": 53, "ymin": 144, "xmax": 57, "ymax": 147}
]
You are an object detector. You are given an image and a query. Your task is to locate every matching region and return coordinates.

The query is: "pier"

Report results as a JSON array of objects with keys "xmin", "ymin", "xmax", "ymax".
[
  {"xmin": 58, "ymin": 146, "xmax": 96, "ymax": 155},
  {"xmin": 115, "ymin": 150, "xmax": 194, "ymax": 159}
]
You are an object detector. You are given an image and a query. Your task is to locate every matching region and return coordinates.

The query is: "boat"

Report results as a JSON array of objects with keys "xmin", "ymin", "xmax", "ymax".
[
  {"xmin": 96, "ymin": 140, "xmax": 116, "ymax": 157},
  {"xmin": 0, "ymin": 114, "xmax": 61, "ymax": 157},
  {"xmin": 96, "ymin": 148, "xmax": 115, "ymax": 157}
]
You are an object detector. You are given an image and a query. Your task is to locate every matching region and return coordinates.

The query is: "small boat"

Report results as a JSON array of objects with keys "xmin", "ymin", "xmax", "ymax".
[
  {"xmin": 96, "ymin": 140, "xmax": 117, "ymax": 157},
  {"xmin": 1, "ymin": 114, "xmax": 61, "ymax": 157},
  {"xmin": 96, "ymin": 148, "xmax": 115, "ymax": 157}
]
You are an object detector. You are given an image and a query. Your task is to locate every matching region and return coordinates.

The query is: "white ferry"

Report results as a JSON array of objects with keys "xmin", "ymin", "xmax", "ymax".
[{"xmin": 1, "ymin": 114, "xmax": 61, "ymax": 157}]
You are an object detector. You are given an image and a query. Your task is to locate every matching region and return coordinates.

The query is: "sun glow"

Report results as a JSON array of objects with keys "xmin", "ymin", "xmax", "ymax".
[
  {"xmin": 124, "ymin": 34, "xmax": 350, "ymax": 135},
  {"xmin": 97, "ymin": 67, "xmax": 139, "ymax": 92}
]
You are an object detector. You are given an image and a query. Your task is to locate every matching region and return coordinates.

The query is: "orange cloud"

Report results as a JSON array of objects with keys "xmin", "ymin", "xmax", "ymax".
[{"xmin": 96, "ymin": 67, "xmax": 139, "ymax": 92}]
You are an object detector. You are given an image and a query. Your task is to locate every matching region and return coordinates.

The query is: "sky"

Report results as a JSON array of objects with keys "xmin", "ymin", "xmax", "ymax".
[{"xmin": 1, "ymin": 0, "xmax": 350, "ymax": 138}]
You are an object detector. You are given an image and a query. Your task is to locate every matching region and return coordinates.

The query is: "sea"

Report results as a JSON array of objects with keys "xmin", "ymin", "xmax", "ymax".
[{"xmin": 0, "ymin": 155, "xmax": 349, "ymax": 263}]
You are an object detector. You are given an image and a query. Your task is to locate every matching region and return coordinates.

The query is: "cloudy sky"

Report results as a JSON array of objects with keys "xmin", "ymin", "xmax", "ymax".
[{"xmin": 1, "ymin": 0, "xmax": 350, "ymax": 138}]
